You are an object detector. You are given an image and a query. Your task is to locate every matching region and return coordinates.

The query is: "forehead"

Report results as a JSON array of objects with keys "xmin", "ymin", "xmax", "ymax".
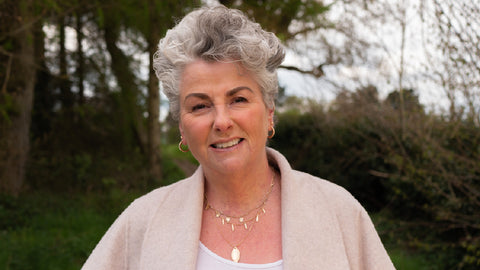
[{"xmin": 179, "ymin": 60, "xmax": 260, "ymax": 97}]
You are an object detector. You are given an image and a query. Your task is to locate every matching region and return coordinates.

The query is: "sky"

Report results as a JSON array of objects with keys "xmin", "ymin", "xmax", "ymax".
[
  {"xmin": 45, "ymin": 0, "xmax": 479, "ymax": 118},
  {"xmin": 277, "ymin": 0, "xmax": 443, "ymax": 108},
  {"xmin": 278, "ymin": 0, "xmax": 479, "ymax": 116}
]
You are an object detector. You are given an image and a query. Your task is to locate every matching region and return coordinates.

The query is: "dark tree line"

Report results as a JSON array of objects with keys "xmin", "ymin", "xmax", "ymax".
[
  {"xmin": 1, "ymin": 0, "xmax": 203, "ymax": 195},
  {"xmin": 272, "ymin": 85, "xmax": 480, "ymax": 269},
  {"xmin": 0, "ymin": 0, "xmax": 330, "ymax": 194}
]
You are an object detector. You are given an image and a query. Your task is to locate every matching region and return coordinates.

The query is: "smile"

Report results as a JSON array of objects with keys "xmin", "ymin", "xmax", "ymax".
[{"xmin": 211, "ymin": 138, "xmax": 243, "ymax": 149}]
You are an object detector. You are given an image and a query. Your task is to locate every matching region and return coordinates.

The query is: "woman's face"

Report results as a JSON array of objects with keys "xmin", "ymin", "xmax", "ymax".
[{"xmin": 179, "ymin": 60, "xmax": 274, "ymax": 175}]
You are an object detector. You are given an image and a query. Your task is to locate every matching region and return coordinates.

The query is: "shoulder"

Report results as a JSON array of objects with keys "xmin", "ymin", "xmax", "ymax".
[
  {"xmin": 268, "ymin": 147, "xmax": 361, "ymax": 212},
  {"xmin": 135, "ymin": 176, "xmax": 194, "ymax": 204},
  {"xmin": 97, "ymin": 174, "xmax": 202, "ymax": 246},
  {"xmin": 124, "ymin": 175, "xmax": 199, "ymax": 219},
  {"xmin": 289, "ymin": 169, "xmax": 363, "ymax": 212},
  {"xmin": 269, "ymin": 148, "xmax": 394, "ymax": 268}
]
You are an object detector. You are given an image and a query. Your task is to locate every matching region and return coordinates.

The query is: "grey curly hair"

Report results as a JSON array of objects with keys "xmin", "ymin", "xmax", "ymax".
[{"xmin": 153, "ymin": 5, "xmax": 285, "ymax": 121}]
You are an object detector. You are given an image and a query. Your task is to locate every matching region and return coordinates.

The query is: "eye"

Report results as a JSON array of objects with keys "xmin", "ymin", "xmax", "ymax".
[
  {"xmin": 191, "ymin": 103, "xmax": 209, "ymax": 112},
  {"xmin": 232, "ymin": 96, "xmax": 247, "ymax": 103}
]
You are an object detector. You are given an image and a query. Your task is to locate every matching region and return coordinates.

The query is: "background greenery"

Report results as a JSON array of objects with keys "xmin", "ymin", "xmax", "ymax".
[{"xmin": 1, "ymin": 0, "xmax": 479, "ymax": 269}]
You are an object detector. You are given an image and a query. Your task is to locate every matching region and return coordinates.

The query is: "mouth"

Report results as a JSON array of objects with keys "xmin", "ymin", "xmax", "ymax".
[{"xmin": 211, "ymin": 138, "xmax": 244, "ymax": 149}]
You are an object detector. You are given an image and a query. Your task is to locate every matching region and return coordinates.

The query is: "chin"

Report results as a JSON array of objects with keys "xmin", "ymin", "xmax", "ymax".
[{"xmin": 209, "ymin": 157, "xmax": 247, "ymax": 174}]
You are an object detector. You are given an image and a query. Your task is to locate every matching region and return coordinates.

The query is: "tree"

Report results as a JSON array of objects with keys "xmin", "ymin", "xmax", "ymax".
[
  {"xmin": 421, "ymin": 0, "xmax": 480, "ymax": 123},
  {"xmin": 0, "ymin": 0, "xmax": 37, "ymax": 196},
  {"xmin": 143, "ymin": 0, "xmax": 199, "ymax": 182},
  {"xmin": 146, "ymin": 0, "xmax": 163, "ymax": 182},
  {"xmin": 103, "ymin": 0, "xmax": 199, "ymax": 182},
  {"xmin": 103, "ymin": 6, "xmax": 147, "ymax": 153},
  {"xmin": 220, "ymin": 0, "xmax": 332, "ymax": 77},
  {"xmin": 385, "ymin": 88, "xmax": 423, "ymax": 113},
  {"xmin": 75, "ymin": 10, "xmax": 85, "ymax": 105},
  {"xmin": 220, "ymin": 0, "xmax": 330, "ymax": 40}
]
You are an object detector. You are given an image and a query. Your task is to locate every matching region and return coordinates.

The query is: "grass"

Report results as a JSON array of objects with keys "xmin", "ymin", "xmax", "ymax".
[
  {"xmin": 388, "ymin": 247, "xmax": 436, "ymax": 270},
  {"xmin": 0, "ymin": 143, "xmax": 198, "ymax": 269},
  {"xmin": 0, "ymin": 189, "xmax": 140, "ymax": 270},
  {"xmin": 372, "ymin": 213, "xmax": 442, "ymax": 270}
]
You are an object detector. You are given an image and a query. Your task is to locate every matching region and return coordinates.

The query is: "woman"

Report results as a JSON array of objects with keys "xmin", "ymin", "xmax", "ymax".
[{"xmin": 82, "ymin": 5, "xmax": 394, "ymax": 270}]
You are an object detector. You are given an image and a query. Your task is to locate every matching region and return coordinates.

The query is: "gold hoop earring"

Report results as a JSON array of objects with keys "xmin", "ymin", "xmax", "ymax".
[
  {"xmin": 178, "ymin": 137, "xmax": 189, "ymax": 153},
  {"xmin": 268, "ymin": 126, "xmax": 275, "ymax": 139}
]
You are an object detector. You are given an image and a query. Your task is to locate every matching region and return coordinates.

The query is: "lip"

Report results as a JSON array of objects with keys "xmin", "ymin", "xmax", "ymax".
[{"xmin": 210, "ymin": 138, "xmax": 244, "ymax": 150}]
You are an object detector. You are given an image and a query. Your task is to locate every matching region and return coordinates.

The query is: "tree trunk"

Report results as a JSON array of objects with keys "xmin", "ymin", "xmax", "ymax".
[
  {"xmin": 103, "ymin": 15, "xmax": 147, "ymax": 154},
  {"xmin": 58, "ymin": 16, "xmax": 73, "ymax": 109},
  {"xmin": 31, "ymin": 14, "xmax": 54, "ymax": 138},
  {"xmin": 76, "ymin": 12, "xmax": 85, "ymax": 105},
  {"xmin": 0, "ymin": 0, "xmax": 37, "ymax": 196},
  {"xmin": 147, "ymin": 0, "xmax": 163, "ymax": 182}
]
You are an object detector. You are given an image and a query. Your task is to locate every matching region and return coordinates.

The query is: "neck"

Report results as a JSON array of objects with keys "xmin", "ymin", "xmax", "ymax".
[{"xmin": 203, "ymin": 158, "xmax": 274, "ymax": 215}]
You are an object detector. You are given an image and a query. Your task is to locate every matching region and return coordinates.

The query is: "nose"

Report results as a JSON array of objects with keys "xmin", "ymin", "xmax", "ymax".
[{"xmin": 213, "ymin": 106, "xmax": 233, "ymax": 133}]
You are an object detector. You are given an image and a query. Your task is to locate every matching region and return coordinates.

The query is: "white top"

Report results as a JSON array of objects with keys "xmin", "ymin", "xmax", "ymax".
[{"xmin": 196, "ymin": 242, "xmax": 283, "ymax": 270}]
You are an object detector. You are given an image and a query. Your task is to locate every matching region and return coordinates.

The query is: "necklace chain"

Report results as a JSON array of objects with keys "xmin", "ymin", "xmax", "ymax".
[
  {"xmin": 219, "ymin": 224, "xmax": 254, "ymax": 247},
  {"xmin": 203, "ymin": 171, "xmax": 276, "ymax": 262},
  {"xmin": 204, "ymin": 173, "xmax": 275, "ymax": 231}
]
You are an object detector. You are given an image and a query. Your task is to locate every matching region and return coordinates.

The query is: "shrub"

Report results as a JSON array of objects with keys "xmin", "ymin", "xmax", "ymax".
[{"xmin": 272, "ymin": 89, "xmax": 480, "ymax": 268}]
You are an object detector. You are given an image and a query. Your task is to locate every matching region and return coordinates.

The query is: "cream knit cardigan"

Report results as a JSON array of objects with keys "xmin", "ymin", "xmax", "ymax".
[{"xmin": 82, "ymin": 148, "xmax": 395, "ymax": 269}]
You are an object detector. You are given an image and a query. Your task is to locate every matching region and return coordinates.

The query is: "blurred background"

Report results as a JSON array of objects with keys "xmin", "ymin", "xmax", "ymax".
[{"xmin": 1, "ymin": 0, "xmax": 479, "ymax": 269}]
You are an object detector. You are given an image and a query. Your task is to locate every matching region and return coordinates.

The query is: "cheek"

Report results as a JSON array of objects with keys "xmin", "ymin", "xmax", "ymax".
[
  {"xmin": 180, "ymin": 117, "xmax": 209, "ymax": 142},
  {"xmin": 247, "ymin": 108, "xmax": 270, "ymax": 134}
]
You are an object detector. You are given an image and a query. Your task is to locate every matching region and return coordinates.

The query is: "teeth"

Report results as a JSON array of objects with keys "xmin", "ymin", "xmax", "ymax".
[{"xmin": 213, "ymin": 139, "xmax": 241, "ymax": 149}]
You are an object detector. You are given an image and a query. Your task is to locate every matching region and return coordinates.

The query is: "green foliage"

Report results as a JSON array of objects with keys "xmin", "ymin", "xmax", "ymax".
[
  {"xmin": 385, "ymin": 89, "xmax": 424, "ymax": 113},
  {"xmin": 271, "ymin": 99, "xmax": 390, "ymax": 211},
  {"xmin": 29, "ymin": 99, "xmax": 145, "ymax": 191},
  {"xmin": 0, "ymin": 142, "xmax": 192, "ymax": 268},
  {"xmin": 221, "ymin": 0, "xmax": 331, "ymax": 40},
  {"xmin": 0, "ymin": 190, "xmax": 140, "ymax": 269},
  {"xmin": 26, "ymin": 98, "xmax": 194, "ymax": 191},
  {"xmin": 0, "ymin": 92, "xmax": 18, "ymax": 125},
  {"xmin": 383, "ymin": 118, "xmax": 480, "ymax": 269},
  {"xmin": 273, "ymin": 86, "xmax": 480, "ymax": 269},
  {"xmin": 388, "ymin": 249, "xmax": 435, "ymax": 270},
  {"xmin": 159, "ymin": 143, "xmax": 198, "ymax": 186},
  {"xmin": 1, "ymin": 36, "xmax": 20, "ymax": 126}
]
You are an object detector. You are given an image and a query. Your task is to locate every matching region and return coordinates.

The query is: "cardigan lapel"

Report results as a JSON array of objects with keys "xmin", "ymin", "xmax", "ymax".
[
  {"xmin": 139, "ymin": 167, "xmax": 205, "ymax": 269},
  {"xmin": 138, "ymin": 148, "xmax": 353, "ymax": 269},
  {"xmin": 270, "ymin": 148, "xmax": 351, "ymax": 269}
]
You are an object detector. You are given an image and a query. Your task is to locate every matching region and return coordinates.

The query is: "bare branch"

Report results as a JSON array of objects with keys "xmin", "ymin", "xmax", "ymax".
[
  {"xmin": 279, "ymin": 64, "xmax": 326, "ymax": 78},
  {"xmin": 0, "ymin": 47, "xmax": 14, "ymax": 94}
]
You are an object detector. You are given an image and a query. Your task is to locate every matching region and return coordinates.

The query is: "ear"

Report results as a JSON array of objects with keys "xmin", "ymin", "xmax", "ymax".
[
  {"xmin": 178, "ymin": 122, "xmax": 184, "ymax": 138},
  {"xmin": 268, "ymin": 106, "xmax": 275, "ymax": 125}
]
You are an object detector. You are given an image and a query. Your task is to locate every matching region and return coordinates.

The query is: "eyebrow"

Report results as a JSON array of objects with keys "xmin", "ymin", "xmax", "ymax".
[
  {"xmin": 183, "ymin": 86, "xmax": 253, "ymax": 102},
  {"xmin": 227, "ymin": 86, "xmax": 253, "ymax": 96}
]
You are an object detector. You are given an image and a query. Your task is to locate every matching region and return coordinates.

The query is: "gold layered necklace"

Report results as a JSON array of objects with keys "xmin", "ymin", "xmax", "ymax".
[{"xmin": 203, "ymin": 173, "xmax": 275, "ymax": 263}]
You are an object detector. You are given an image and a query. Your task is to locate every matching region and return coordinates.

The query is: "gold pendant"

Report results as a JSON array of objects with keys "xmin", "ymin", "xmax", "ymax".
[{"xmin": 231, "ymin": 247, "xmax": 240, "ymax": 263}]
